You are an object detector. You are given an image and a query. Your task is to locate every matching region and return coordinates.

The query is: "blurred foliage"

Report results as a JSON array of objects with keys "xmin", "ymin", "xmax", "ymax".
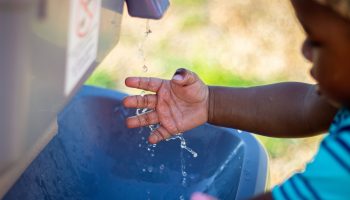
[
  {"xmin": 180, "ymin": 13, "xmax": 208, "ymax": 31},
  {"xmin": 85, "ymin": 70, "xmax": 116, "ymax": 89},
  {"xmin": 257, "ymin": 137, "xmax": 297, "ymax": 158},
  {"xmin": 159, "ymin": 56, "xmax": 262, "ymax": 87}
]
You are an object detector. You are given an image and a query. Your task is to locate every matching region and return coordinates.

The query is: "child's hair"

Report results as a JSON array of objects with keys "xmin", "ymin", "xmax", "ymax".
[{"xmin": 313, "ymin": 0, "xmax": 350, "ymax": 19}]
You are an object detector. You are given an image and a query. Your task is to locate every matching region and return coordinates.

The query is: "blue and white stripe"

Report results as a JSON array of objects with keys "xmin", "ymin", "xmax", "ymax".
[{"xmin": 272, "ymin": 108, "xmax": 350, "ymax": 200}]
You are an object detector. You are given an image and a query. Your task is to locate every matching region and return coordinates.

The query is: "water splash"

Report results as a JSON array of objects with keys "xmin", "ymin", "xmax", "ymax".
[
  {"xmin": 166, "ymin": 134, "xmax": 198, "ymax": 158},
  {"xmin": 166, "ymin": 133, "xmax": 198, "ymax": 187}
]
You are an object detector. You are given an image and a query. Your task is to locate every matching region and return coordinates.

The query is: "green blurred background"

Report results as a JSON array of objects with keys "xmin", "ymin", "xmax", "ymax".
[{"xmin": 86, "ymin": 0, "xmax": 323, "ymax": 189}]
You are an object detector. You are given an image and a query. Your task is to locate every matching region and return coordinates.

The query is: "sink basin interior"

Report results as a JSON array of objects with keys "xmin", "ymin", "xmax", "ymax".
[
  {"xmin": 56, "ymin": 95, "xmax": 245, "ymax": 199},
  {"xmin": 4, "ymin": 86, "xmax": 266, "ymax": 200}
]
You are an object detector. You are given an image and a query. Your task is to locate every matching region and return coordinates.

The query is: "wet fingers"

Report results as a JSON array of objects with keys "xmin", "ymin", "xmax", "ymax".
[
  {"xmin": 123, "ymin": 94, "xmax": 157, "ymax": 109},
  {"xmin": 149, "ymin": 126, "xmax": 173, "ymax": 144},
  {"xmin": 126, "ymin": 111, "xmax": 159, "ymax": 128}
]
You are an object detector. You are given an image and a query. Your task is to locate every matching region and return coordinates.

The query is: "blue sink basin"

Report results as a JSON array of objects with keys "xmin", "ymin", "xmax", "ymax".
[{"xmin": 4, "ymin": 86, "xmax": 268, "ymax": 200}]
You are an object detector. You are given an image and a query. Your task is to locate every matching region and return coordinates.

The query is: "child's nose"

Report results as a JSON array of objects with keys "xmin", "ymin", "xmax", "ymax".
[{"xmin": 302, "ymin": 39, "xmax": 313, "ymax": 62}]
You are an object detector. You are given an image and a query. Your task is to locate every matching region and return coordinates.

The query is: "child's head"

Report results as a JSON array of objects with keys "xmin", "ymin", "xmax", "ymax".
[{"xmin": 291, "ymin": 0, "xmax": 350, "ymax": 107}]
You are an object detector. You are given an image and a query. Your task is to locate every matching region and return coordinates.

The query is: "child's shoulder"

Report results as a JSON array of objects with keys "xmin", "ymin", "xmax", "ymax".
[
  {"xmin": 329, "ymin": 107, "xmax": 350, "ymax": 135},
  {"xmin": 272, "ymin": 107, "xmax": 350, "ymax": 200}
]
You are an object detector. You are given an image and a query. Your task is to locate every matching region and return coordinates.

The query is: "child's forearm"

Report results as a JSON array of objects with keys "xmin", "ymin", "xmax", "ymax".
[{"xmin": 208, "ymin": 82, "xmax": 337, "ymax": 138}]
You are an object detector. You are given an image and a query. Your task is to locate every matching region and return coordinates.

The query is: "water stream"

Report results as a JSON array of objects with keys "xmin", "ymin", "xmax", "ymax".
[{"xmin": 136, "ymin": 20, "xmax": 198, "ymax": 199}]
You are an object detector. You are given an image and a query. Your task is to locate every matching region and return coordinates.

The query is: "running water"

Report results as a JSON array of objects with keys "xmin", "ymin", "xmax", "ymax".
[
  {"xmin": 136, "ymin": 20, "xmax": 155, "ymax": 148},
  {"xmin": 138, "ymin": 20, "xmax": 151, "ymax": 73},
  {"xmin": 135, "ymin": 20, "xmax": 198, "ymax": 198},
  {"xmin": 166, "ymin": 133, "xmax": 198, "ymax": 187}
]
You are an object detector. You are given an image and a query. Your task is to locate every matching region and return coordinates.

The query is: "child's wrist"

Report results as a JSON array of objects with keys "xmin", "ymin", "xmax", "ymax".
[{"xmin": 208, "ymin": 86, "xmax": 216, "ymax": 124}]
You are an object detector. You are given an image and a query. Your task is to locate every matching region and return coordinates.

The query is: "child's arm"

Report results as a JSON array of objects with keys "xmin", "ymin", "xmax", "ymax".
[
  {"xmin": 209, "ymin": 82, "xmax": 338, "ymax": 137},
  {"xmin": 124, "ymin": 69, "xmax": 338, "ymax": 143},
  {"xmin": 250, "ymin": 192, "xmax": 274, "ymax": 200}
]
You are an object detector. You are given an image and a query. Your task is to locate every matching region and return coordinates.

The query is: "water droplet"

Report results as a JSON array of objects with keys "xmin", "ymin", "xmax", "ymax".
[
  {"xmin": 160, "ymin": 164, "xmax": 165, "ymax": 170},
  {"xmin": 182, "ymin": 171, "xmax": 187, "ymax": 177},
  {"xmin": 147, "ymin": 166, "xmax": 153, "ymax": 173},
  {"xmin": 145, "ymin": 19, "xmax": 152, "ymax": 35},
  {"xmin": 151, "ymin": 153, "xmax": 155, "ymax": 157},
  {"xmin": 140, "ymin": 90, "xmax": 146, "ymax": 97},
  {"xmin": 181, "ymin": 179, "xmax": 187, "ymax": 187},
  {"xmin": 142, "ymin": 168, "xmax": 146, "ymax": 172},
  {"xmin": 179, "ymin": 195, "xmax": 185, "ymax": 200},
  {"xmin": 142, "ymin": 137, "xmax": 145, "ymax": 140},
  {"xmin": 147, "ymin": 190, "xmax": 151, "ymax": 199},
  {"xmin": 142, "ymin": 108, "xmax": 148, "ymax": 113},
  {"xmin": 142, "ymin": 65, "xmax": 148, "ymax": 72},
  {"xmin": 145, "ymin": 29, "xmax": 152, "ymax": 35},
  {"xmin": 138, "ymin": 144, "xmax": 142, "ymax": 148}
]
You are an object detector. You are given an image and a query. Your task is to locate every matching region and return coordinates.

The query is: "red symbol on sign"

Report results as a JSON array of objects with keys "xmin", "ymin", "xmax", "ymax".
[{"xmin": 76, "ymin": 0, "xmax": 97, "ymax": 38}]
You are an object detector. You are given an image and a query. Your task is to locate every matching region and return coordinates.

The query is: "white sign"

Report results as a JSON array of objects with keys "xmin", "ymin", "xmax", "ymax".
[{"xmin": 65, "ymin": 0, "xmax": 101, "ymax": 95}]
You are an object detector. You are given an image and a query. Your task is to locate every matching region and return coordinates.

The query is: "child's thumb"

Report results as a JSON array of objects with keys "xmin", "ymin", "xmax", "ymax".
[{"xmin": 171, "ymin": 68, "xmax": 197, "ymax": 86}]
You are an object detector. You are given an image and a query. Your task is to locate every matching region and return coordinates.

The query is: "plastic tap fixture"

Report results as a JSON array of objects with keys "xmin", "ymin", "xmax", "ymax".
[{"xmin": 125, "ymin": 0, "xmax": 170, "ymax": 19}]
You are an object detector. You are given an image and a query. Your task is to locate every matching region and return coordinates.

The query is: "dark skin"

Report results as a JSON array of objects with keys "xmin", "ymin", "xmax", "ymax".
[
  {"xmin": 123, "ymin": 0, "xmax": 350, "ymax": 199},
  {"xmin": 296, "ymin": 0, "xmax": 350, "ymax": 107},
  {"xmin": 247, "ymin": 1, "xmax": 350, "ymax": 199}
]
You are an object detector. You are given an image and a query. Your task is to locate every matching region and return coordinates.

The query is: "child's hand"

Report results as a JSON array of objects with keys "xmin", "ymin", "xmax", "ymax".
[
  {"xmin": 191, "ymin": 192, "xmax": 218, "ymax": 200},
  {"xmin": 123, "ymin": 68, "xmax": 209, "ymax": 144}
]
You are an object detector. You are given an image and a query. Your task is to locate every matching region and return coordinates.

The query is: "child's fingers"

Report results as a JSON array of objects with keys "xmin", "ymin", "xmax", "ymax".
[
  {"xmin": 123, "ymin": 94, "xmax": 157, "ymax": 109},
  {"xmin": 148, "ymin": 126, "xmax": 173, "ymax": 144},
  {"xmin": 126, "ymin": 111, "xmax": 159, "ymax": 128},
  {"xmin": 125, "ymin": 77, "xmax": 164, "ymax": 92}
]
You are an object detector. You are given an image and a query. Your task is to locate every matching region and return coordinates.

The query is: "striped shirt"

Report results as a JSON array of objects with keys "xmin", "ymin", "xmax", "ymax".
[{"xmin": 272, "ymin": 108, "xmax": 350, "ymax": 200}]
